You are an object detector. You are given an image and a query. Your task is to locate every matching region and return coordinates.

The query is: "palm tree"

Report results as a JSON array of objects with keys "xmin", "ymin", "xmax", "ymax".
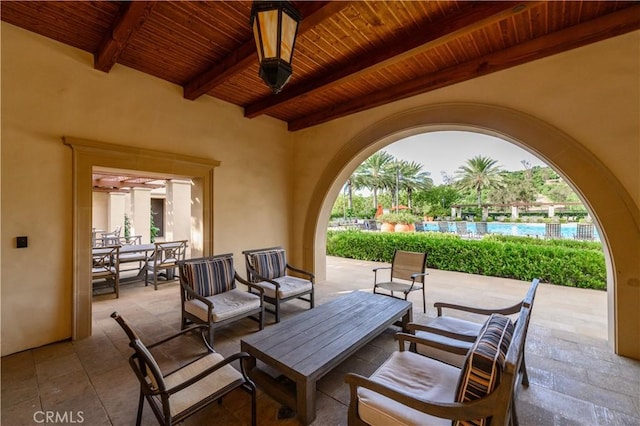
[
  {"xmin": 356, "ymin": 151, "xmax": 395, "ymax": 209},
  {"xmin": 398, "ymin": 161, "xmax": 433, "ymax": 209},
  {"xmin": 455, "ymin": 156, "xmax": 504, "ymax": 206}
]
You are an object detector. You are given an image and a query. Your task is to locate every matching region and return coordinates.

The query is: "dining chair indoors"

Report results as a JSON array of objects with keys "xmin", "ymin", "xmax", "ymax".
[
  {"xmin": 144, "ymin": 240, "xmax": 188, "ymax": 290},
  {"xmin": 92, "ymin": 245, "xmax": 120, "ymax": 298}
]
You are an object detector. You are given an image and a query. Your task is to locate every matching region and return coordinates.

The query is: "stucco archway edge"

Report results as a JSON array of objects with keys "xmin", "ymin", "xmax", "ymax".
[{"xmin": 302, "ymin": 102, "xmax": 640, "ymax": 359}]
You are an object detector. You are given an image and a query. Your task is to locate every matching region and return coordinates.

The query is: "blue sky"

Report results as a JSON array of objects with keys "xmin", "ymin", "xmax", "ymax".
[{"xmin": 383, "ymin": 131, "xmax": 546, "ymax": 185}]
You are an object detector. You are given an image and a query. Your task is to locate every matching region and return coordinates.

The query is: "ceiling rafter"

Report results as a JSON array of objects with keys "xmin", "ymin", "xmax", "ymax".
[
  {"xmin": 94, "ymin": 1, "xmax": 158, "ymax": 72},
  {"xmin": 245, "ymin": 1, "xmax": 540, "ymax": 119},
  {"xmin": 288, "ymin": 5, "xmax": 640, "ymax": 131},
  {"xmin": 183, "ymin": 1, "xmax": 352, "ymax": 101}
]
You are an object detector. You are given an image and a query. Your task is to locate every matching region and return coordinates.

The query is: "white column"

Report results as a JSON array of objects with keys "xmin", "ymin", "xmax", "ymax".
[
  {"xmin": 548, "ymin": 205, "xmax": 556, "ymax": 218},
  {"xmin": 511, "ymin": 205, "xmax": 519, "ymax": 219},
  {"xmin": 451, "ymin": 207, "xmax": 457, "ymax": 219},
  {"xmin": 165, "ymin": 180, "xmax": 192, "ymax": 246},
  {"xmin": 131, "ymin": 187, "xmax": 152, "ymax": 244},
  {"xmin": 107, "ymin": 192, "xmax": 126, "ymax": 235},
  {"xmin": 190, "ymin": 178, "xmax": 204, "ymax": 258},
  {"xmin": 482, "ymin": 206, "xmax": 489, "ymax": 221}
]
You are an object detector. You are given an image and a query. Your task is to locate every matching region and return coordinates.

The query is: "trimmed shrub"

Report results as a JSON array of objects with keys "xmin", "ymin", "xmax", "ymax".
[{"xmin": 326, "ymin": 230, "xmax": 606, "ymax": 290}]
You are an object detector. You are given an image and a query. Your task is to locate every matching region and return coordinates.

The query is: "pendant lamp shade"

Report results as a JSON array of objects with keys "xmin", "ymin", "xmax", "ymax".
[{"xmin": 251, "ymin": 1, "xmax": 301, "ymax": 94}]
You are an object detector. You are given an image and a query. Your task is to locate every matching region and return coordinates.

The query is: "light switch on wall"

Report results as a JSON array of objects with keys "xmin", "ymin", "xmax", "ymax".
[{"xmin": 16, "ymin": 236, "xmax": 28, "ymax": 248}]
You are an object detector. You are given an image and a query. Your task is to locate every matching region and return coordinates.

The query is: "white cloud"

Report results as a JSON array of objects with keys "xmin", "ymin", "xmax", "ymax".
[{"xmin": 383, "ymin": 131, "xmax": 546, "ymax": 185}]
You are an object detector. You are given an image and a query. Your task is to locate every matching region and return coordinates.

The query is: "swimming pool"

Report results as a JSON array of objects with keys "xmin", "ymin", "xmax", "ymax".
[{"xmin": 423, "ymin": 222, "xmax": 600, "ymax": 240}]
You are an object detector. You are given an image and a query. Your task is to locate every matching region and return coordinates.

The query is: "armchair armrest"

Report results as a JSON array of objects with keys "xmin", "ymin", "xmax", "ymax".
[
  {"xmin": 286, "ymin": 264, "xmax": 315, "ymax": 282},
  {"xmin": 410, "ymin": 272, "xmax": 429, "ymax": 280},
  {"xmin": 166, "ymin": 352, "xmax": 253, "ymax": 395},
  {"xmin": 407, "ymin": 323, "xmax": 477, "ymax": 343},
  {"xmin": 245, "ymin": 265, "xmax": 282, "ymax": 290},
  {"xmin": 146, "ymin": 324, "xmax": 211, "ymax": 349},
  {"xmin": 236, "ymin": 274, "xmax": 266, "ymax": 295},
  {"xmin": 180, "ymin": 281, "xmax": 215, "ymax": 308},
  {"xmin": 435, "ymin": 301, "xmax": 523, "ymax": 317},
  {"xmin": 345, "ymin": 372, "xmax": 501, "ymax": 421},
  {"xmin": 395, "ymin": 332, "xmax": 471, "ymax": 355},
  {"xmin": 373, "ymin": 266, "xmax": 391, "ymax": 284}
]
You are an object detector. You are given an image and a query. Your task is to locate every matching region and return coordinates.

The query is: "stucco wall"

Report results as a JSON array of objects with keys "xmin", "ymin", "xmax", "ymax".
[
  {"xmin": 0, "ymin": 23, "xmax": 293, "ymax": 355},
  {"xmin": 1, "ymin": 21, "xmax": 638, "ymax": 359},
  {"xmin": 290, "ymin": 31, "xmax": 640, "ymax": 359}
]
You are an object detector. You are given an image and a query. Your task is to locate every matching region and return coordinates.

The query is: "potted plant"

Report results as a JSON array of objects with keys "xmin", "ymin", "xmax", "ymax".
[
  {"xmin": 394, "ymin": 212, "xmax": 419, "ymax": 232},
  {"xmin": 377, "ymin": 213, "xmax": 398, "ymax": 232}
]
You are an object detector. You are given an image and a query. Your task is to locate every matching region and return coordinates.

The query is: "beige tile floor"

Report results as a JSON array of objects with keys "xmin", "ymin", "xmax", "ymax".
[{"xmin": 2, "ymin": 256, "xmax": 639, "ymax": 426}]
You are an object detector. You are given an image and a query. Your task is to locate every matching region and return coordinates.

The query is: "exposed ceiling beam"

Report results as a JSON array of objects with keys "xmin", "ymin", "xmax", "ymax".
[
  {"xmin": 288, "ymin": 5, "xmax": 640, "ymax": 131},
  {"xmin": 94, "ymin": 1, "xmax": 157, "ymax": 72},
  {"xmin": 244, "ymin": 1, "xmax": 539, "ymax": 119},
  {"xmin": 183, "ymin": 1, "xmax": 352, "ymax": 101},
  {"xmin": 92, "ymin": 187, "xmax": 131, "ymax": 194}
]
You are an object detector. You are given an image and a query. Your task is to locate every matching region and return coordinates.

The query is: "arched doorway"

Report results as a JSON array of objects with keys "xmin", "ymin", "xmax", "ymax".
[{"xmin": 302, "ymin": 103, "xmax": 639, "ymax": 359}]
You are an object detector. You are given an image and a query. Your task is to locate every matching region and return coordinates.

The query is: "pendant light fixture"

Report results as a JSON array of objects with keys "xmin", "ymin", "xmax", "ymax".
[{"xmin": 250, "ymin": 1, "xmax": 302, "ymax": 94}]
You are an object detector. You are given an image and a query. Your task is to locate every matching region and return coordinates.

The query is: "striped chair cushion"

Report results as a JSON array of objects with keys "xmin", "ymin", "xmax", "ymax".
[
  {"xmin": 249, "ymin": 250, "xmax": 286, "ymax": 280},
  {"xmin": 454, "ymin": 314, "xmax": 514, "ymax": 426},
  {"xmin": 182, "ymin": 257, "xmax": 235, "ymax": 297}
]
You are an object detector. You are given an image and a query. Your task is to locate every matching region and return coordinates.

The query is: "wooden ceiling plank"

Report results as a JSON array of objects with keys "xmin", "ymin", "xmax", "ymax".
[
  {"xmin": 244, "ymin": 1, "xmax": 539, "ymax": 119},
  {"xmin": 183, "ymin": 1, "xmax": 350, "ymax": 101},
  {"xmin": 94, "ymin": 1, "xmax": 158, "ymax": 72},
  {"xmin": 288, "ymin": 5, "xmax": 640, "ymax": 131}
]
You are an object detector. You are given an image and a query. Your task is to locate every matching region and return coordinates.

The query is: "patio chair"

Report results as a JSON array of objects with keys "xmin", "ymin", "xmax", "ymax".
[
  {"xmin": 243, "ymin": 246, "xmax": 314, "ymax": 323},
  {"xmin": 178, "ymin": 254, "xmax": 264, "ymax": 346},
  {"xmin": 373, "ymin": 250, "xmax": 428, "ymax": 313},
  {"xmin": 437, "ymin": 221, "xmax": 450, "ymax": 233},
  {"xmin": 544, "ymin": 223, "xmax": 562, "ymax": 239},
  {"xmin": 144, "ymin": 240, "xmax": 188, "ymax": 290},
  {"xmin": 575, "ymin": 223, "xmax": 595, "ymax": 240},
  {"xmin": 408, "ymin": 278, "xmax": 539, "ymax": 384},
  {"xmin": 455, "ymin": 221, "xmax": 470, "ymax": 237},
  {"xmin": 92, "ymin": 245, "xmax": 120, "ymax": 298},
  {"xmin": 475, "ymin": 221, "xmax": 488, "ymax": 236},
  {"xmin": 111, "ymin": 312, "xmax": 257, "ymax": 426},
  {"xmin": 346, "ymin": 308, "xmax": 532, "ymax": 426}
]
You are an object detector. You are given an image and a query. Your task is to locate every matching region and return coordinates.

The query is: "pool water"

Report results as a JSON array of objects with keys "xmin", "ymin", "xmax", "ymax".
[{"xmin": 423, "ymin": 222, "xmax": 600, "ymax": 240}]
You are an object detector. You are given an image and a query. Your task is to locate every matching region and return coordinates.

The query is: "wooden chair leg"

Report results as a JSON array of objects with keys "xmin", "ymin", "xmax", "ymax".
[
  {"xmin": 422, "ymin": 285, "xmax": 426, "ymax": 313},
  {"xmin": 274, "ymin": 299, "xmax": 281, "ymax": 323}
]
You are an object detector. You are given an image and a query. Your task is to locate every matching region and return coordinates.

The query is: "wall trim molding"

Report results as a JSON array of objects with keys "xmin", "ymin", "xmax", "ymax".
[{"xmin": 64, "ymin": 136, "xmax": 218, "ymax": 340}]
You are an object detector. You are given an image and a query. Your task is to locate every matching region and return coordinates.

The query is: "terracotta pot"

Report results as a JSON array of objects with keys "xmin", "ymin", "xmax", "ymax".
[
  {"xmin": 380, "ymin": 222, "xmax": 395, "ymax": 232},
  {"xmin": 394, "ymin": 223, "xmax": 411, "ymax": 232}
]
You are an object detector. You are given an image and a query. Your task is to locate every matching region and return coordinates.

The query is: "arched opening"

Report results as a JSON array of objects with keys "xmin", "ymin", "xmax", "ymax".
[{"xmin": 303, "ymin": 103, "xmax": 639, "ymax": 358}]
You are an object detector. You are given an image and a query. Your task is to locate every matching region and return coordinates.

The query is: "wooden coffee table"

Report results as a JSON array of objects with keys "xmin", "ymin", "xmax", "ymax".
[{"xmin": 240, "ymin": 291, "xmax": 412, "ymax": 425}]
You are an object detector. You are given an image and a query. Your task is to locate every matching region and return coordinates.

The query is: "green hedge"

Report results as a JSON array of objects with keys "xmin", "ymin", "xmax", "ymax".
[{"xmin": 326, "ymin": 230, "xmax": 606, "ymax": 290}]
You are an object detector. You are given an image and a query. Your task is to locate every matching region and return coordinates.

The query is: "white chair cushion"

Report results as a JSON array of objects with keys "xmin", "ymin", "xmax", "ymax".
[
  {"xmin": 184, "ymin": 289, "xmax": 261, "ymax": 322},
  {"xmin": 161, "ymin": 352, "xmax": 243, "ymax": 417},
  {"xmin": 415, "ymin": 317, "xmax": 483, "ymax": 368},
  {"xmin": 358, "ymin": 351, "xmax": 459, "ymax": 426},
  {"xmin": 256, "ymin": 275, "xmax": 312, "ymax": 299}
]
